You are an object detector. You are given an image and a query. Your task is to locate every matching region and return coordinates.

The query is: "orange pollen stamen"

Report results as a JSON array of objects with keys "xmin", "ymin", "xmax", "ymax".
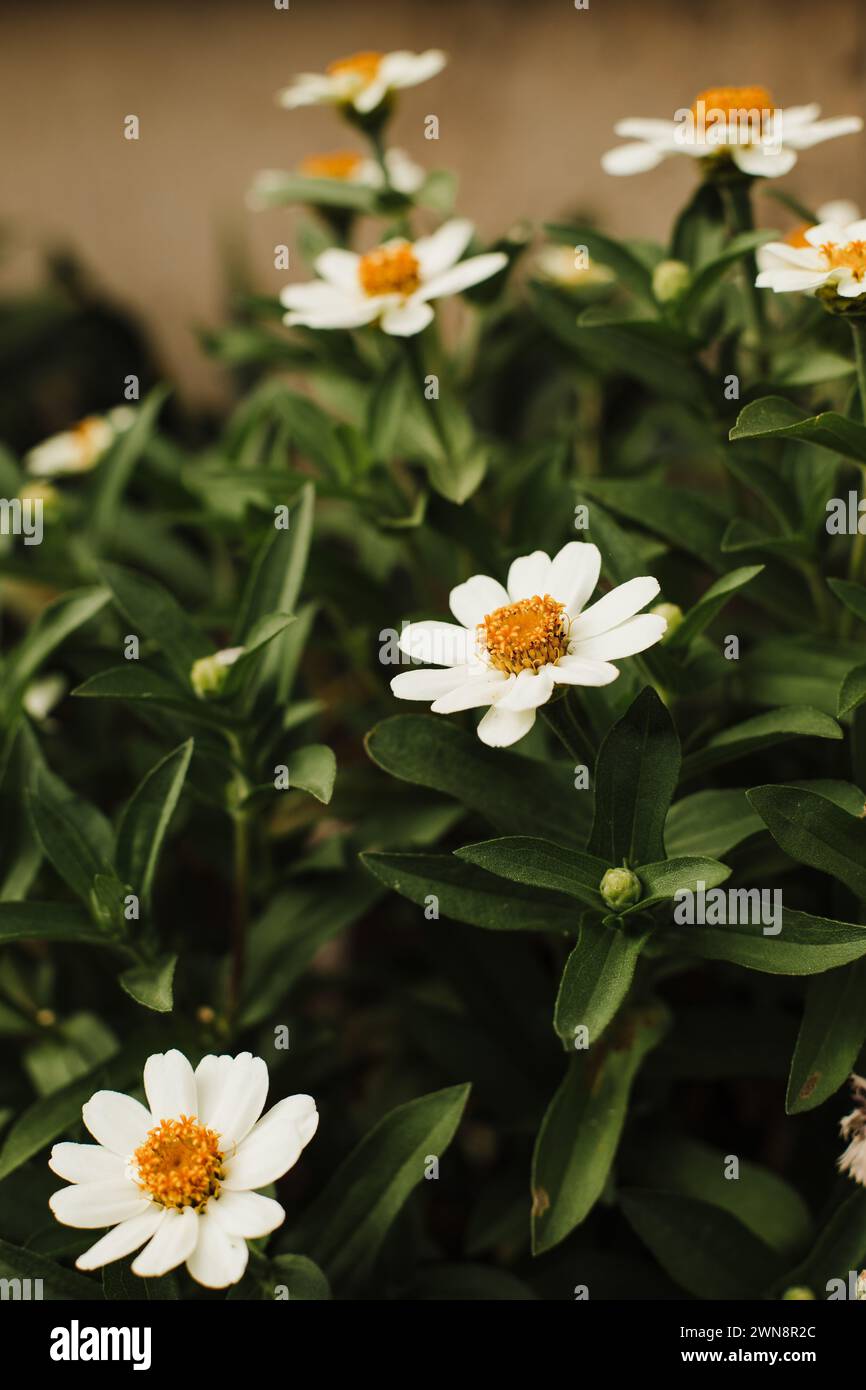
[
  {"xmin": 480, "ymin": 594, "xmax": 568, "ymax": 675},
  {"xmin": 359, "ymin": 242, "xmax": 421, "ymax": 297},
  {"xmin": 691, "ymin": 85, "xmax": 773, "ymax": 130},
  {"xmin": 327, "ymin": 51, "xmax": 383, "ymax": 84},
  {"xmin": 820, "ymin": 239, "xmax": 866, "ymax": 282},
  {"xmin": 299, "ymin": 151, "xmax": 364, "ymax": 181},
  {"xmin": 132, "ymin": 1115, "xmax": 223, "ymax": 1210}
]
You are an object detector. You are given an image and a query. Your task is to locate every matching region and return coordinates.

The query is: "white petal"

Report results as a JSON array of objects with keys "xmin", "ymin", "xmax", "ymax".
[
  {"xmin": 314, "ymin": 248, "xmax": 362, "ymax": 292},
  {"xmin": 390, "ymin": 665, "xmax": 473, "ymax": 701},
  {"xmin": 354, "ymin": 78, "xmax": 389, "ymax": 114},
  {"xmin": 569, "ymin": 576, "xmax": 660, "ymax": 641},
  {"xmin": 279, "ymin": 282, "xmax": 350, "ymax": 311},
  {"xmin": 277, "ymin": 75, "xmax": 338, "ymax": 109},
  {"xmin": 817, "ymin": 201, "xmax": 861, "ymax": 226},
  {"xmin": 836, "ymin": 275, "xmax": 866, "ymax": 299},
  {"xmin": 778, "ymin": 103, "xmax": 822, "ymax": 130},
  {"xmin": 783, "ymin": 116, "xmax": 863, "ymax": 150},
  {"xmin": 551, "ymin": 657, "xmax": 620, "ymax": 686},
  {"xmin": 380, "ymin": 300, "xmax": 435, "ymax": 336},
  {"xmin": 194, "ymin": 1052, "xmax": 269, "ymax": 1148},
  {"xmin": 49, "ymin": 1180, "xmax": 150, "ymax": 1229},
  {"xmin": 613, "ymin": 118, "xmax": 679, "ymax": 144},
  {"xmin": 419, "ymin": 253, "xmax": 507, "ymax": 302},
  {"xmin": 185, "ymin": 1208, "xmax": 249, "ymax": 1289},
  {"xmin": 49, "ymin": 1143, "xmax": 124, "ymax": 1185},
  {"xmin": 755, "ymin": 268, "xmax": 830, "ymax": 293},
  {"xmin": 398, "ymin": 620, "xmax": 475, "ymax": 667},
  {"xmin": 506, "ymin": 549, "xmax": 552, "ymax": 602},
  {"xmin": 841, "ymin": 218, "xmax": 866, "ymax": 241},
  {"xmin": 283, "ymin": 300, "xmax": 382, "ymax": 331},
  {"xmin": 414, "ymin": 219, "xmax": 474, "ymax": 278},
  {"xmin": 476, "ymin": 705, "xmax": 536, "ymax": 747},
  {"xmin": 379, "ymin": 49, "xmax": 446, "ymax": 89},
  {"xmin": 222, "ymin": 1094, "xmax": 318, "ymax": 1190},
  {"xmin": 731, "ymin": 145, "xmax": 797, "ymax": 178},
  {"xmin": 495, "ymin": 666, "xmax": 555, "ymax": 712},
  {"xmin": 430, "ymin": 672, "xmax": 509, "ymax": 713},
  {"xmin": 547, "ymin": 541, "xmax": 601, "ymax": 615},
  {"xmin": 210, "ymin": 1190, "xmax": 285, "ymax": 1239},
  {"xmin": 571, "ymin": 613, "xmax": 667, "ymax": 661},
  {"xmin": 76, "ymin": 1208, "xmax": 165, "ymax": 1271},
  {"xmin": 132, "ymin": 1206, "xmax": 199, "ymax": 1277},
  {"xmin": 803, "ymin": 220, "xmax": 849, "ymax": 248},
  {"xmin": 449, "ymin": 574, "xmax": 510, "ymax": 627},
  {"xmin": 601, "ymin": 142, "xmax": 667, "ymax": 175},
  {"xmin": 752, "ymin": 242, "xmax": 820, "ymax": 270},
  {"xmin": 143, "ymin": 1050, "xmax": 197, "ymax": 1123},
  {"xmin": 82, "ymin": 1091, "xmax": 153, "ymax": 1156}
]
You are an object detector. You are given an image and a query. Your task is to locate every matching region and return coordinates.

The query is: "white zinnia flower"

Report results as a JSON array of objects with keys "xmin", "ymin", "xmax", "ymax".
[
  {"xmin": 839, "ymin": 1073, "xmax": 866, "ymax": 1187},
  {"xmin": 278, "ymin": 49, "xmax": 446, "ymax": 116},
  {"xmin": 756, "ymin": 210, "xmax": 866, "ymax": 300},
  {"xmin": 25, "ymin": 407, "xmax": 135, "ymax": 478},
  {"xmin": 602, "ymin": 86, "xmax": 862, "ymax": 179},
  {"xmin": 48, "ymin": 1050, "xmax": 318, "ymax": 1288},
  {"xmin": 390, "ymin": 541, "xmax": 667, "ymax": 748},
  {"xmin": 280, "ymin": 219, "xmax": 507, "ymax": 337},
  {"xmin": 756, "ymin": 201, "xmax": 861, "ymax": 274},
  {"xmin": 249, "ymin": 148, "xmax": 425, "ymax": 208}
]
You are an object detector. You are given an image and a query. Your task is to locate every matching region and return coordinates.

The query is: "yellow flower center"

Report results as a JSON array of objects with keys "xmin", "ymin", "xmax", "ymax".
[
  {"xmin": 480, "ymin": 595, "xmax": 568, "ymax": 675},
  {"xmin": 358, "ymin": 242, "xmax": 421, "ymax": 298},
  {"xmin": 820, "ymin": 239, "xmax": 866, "ymax": 282},
  {"xmin": 327, "ymin": 51, "xmax": 382, "ymax": 85},
  {"xmin": 691, "ymin": 85, "xmax": 773, "ymax": 130},
  {"xmin": 299, "ymin": 151, "xmax": 364, "ymax": 181},
  {"xmin": 132, "ymin": 1115, "xmax": 223, "ymax": 1210}
]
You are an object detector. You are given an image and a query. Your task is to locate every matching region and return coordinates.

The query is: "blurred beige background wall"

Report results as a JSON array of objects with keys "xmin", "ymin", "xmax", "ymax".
[{"xmin": 4, "ymin": 0, "xmax": 865, "ymax": 404}]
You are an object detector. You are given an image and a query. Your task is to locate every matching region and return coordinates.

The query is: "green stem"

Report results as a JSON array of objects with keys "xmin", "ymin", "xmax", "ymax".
[
  {"xmin": 720, "ymin": 179, "xmax": 766, "ymax": 374},
  {"xmin": 228, "ymin": 810, "xmax": 250, "ymax": 1022},
  {"xmin": 841, "ymin": 323, "xmax": 866, "ymax": 637},
  {"xmin": 541, "ymin": 690, "xmax": 593, "ymax": 767}
]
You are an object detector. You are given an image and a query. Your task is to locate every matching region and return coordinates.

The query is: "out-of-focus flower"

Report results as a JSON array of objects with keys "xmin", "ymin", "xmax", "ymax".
[
  {"xmin": 390, "ymin": 541, "xmax": 666, "ymax": 748},
  {"xmin": 18, "ymin": 480, "xmax": 61, "ymax": 519},
  {"xmin": 651, "ymin": 601, "xmax": 684, "ymax": 640},
  {"xmin": 652, "ymin": 260, "xmax": 691, "ymax": 303},
  {"xmin": 249, "ymin": 148, "xmax": 425, "ymax": 208},
  {"xmin": 23, "ymin": 673, "xmax": 67, "ymax": 723},
  {"xmin": 48, "ymin": 1049, "xmax": 318, "ymax": 1288},
  {"xmin": 757, "ymin": 201, "xmax": 861, "ymax": 273},
  {"xmin": 278, "ymin": 49, "xmax": 446, "ymax": 116},
  {"xmin": 602, "ymin": 87, "xmax": 862, "ymax": 179},
  {"xmin": 25, "ymin": 407, "xmax": 135, "ymax": 479},
  {"xmin": 756, "ymin": 211, "xmax": 866, "ymax": 302},
  {"xmin": 280, "ymin": 219, "xmax": 507, "ymax": 337},
  {"xmin": 839, "ymin": 1073, "xmax": 866, "ymax": 1185},
  {"xmin": 534, "ymin": 244, "xmax": 616, "ymax": 291},
  {"xmin": 190, "ymin": 647, "xmax": 245, "ymax": 699}
]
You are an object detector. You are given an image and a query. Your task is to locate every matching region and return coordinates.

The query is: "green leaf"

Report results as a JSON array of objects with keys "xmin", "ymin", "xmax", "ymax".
[
  {"xmin": 620, "ymin": 1190, "xmax": 784, "ymax": 1299},
  {"xmin": 103, "ymin": 1260, "xmax": 179, "ymax": 1299},
  {"xmin": 1, "ymin": 588, "xmax": 109, "ymax": 710},
  {"xmin": 293, "ymin": 1083, "xmax": 470, "ymax": 1291},
  {"xmin": 628, "ymin": 856, "xmax": 731, "ymax": 911},
  {"xmin": 665, "ymin": 789, "xmax": 763, "ymax": 858},
  {"xmin": 683, "ymin": 706, "xmax": 842, "ymax": 778},
  {"xmin": 678, "ymin": 231, "xmax": 776, "ymax": 315},
  {"xmin": 367, "ymin": 360, "xmax": 410, "ymax": 462},
  {"xmin": 588, "ymin": 687, "xmax": 680, "ymax": 867},
  {"xmin": 839, "ymin": 663, "xmax": 866, "ymax": 718},
  {"xmin": 234, "ymin": 482, "xmax": 314, "ymax": 700},
  {"xmin": 454, "ymin": 836, "xmax": 607, "ymax": 909},
  {"xmin": 632, "ymin": 1135, "xmax": 811, "ymax": 1258},
  {"xmin": 361, "ymin": 851, "xmax": 579, "ymax": 935},
  {"xmin": 579, "ymin": 478, "xmax": 729, "ymax": 571},
  {"xmin": 553, "ymin": 921, "xmax": 647, "ymax": 1047},
  {"xmin": 828, "ymin": 578, "xmax": 866, "ymax": 623},
  {"xmin": 665, "ymin": 565, "xmax": 764, "ymax": 650},
  {"xmin": 288, "ymin": 743, "xmax": 336, "ymax": 804},
  {"xmin": 100, "ymin": 562, "xmax": 214, "ymax": 686},
  {"xmin": 26, "ymin": 762, "xmax": 116, "ymax": 908},
  {"xmin": 116, "ymin": 740, "xmax": 193, "ymax": 909},
  {"xmin": 747, "ymin": 783, "xmax": 866, "ymax": 899},
  {"xmin": 91, "ymin": 385, "xmax": 170, "ymax": 535},
  {"xmin": 365, "ymin": 715, "xmax": 589, "ymax": 847},
  {"xmin": 270, "ymin": 1253, "xmax": 331, "ymax": 1300},
  {"xmin": 667, "ymin": 905, "xmax": 866, "ymax": 975},
  {"xmin": 787, "ymin": 960, "xmax": 866, "ymax": 1114},
  {"xmin": 0, "ymin": 1037, "xmax": 153, "ymax": 1181},
  {"xmin": 249, "ymin": 171, "xmax": 376, "ymax": 212},
  {"xmin": 544, "ymin": 223, "xmax": 655, "ymax": 305},
  {"xmin": 730, "ymin": 395, "xmax": 866, "ymax": 464},
  {"xmin": 222, "ymin": 613, "xmax": 295, "ymax": 699},
  {"xmin": 0, "ymin": 901, "xmax": 112, "ymax": 947},
  {"xmin": 530, "ymin": 1004, "xmax": 668, "ymax": 1254},
  {"xmin": 118, "ymin": 954, "xmax": 177, "ymax": 1013},
  {"xmin": 783, "ymin": 1191, "xmax": 866, "ymax": 1293},
  {"xmin": 0, "ymin": 1237, "xmax": 101, "ymax": 1300}
]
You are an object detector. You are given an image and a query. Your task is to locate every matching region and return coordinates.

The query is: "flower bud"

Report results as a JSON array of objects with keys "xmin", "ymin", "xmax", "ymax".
[
  {"xmin": 652, "ymin": 258, "xmax": 690, "ymax": 303},
  {"xmin": 190, "ymin": 646, "xmax": 244, "ymax": 699},
  {"xmin": 651, "ymin": 601, "xmax": 683, "ymax": 641},
  {"xmin": 599, "ymin": 866, "xmax": 642, "ymax": 910}
]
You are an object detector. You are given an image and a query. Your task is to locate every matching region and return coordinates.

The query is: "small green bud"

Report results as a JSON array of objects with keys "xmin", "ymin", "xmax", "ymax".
[
  {"xmin": 599, "ymin": 866, "xmax": 642, "ymax": 910},
  {"xmin": 651, "ymin": 602, "xmax": 683, "ymax": 642},
  {"xmin": 652, "ymin": 259, "xmax": 690, "ymax": 303},
  {"xmin": 190, "ymin": 646, "xmax": 244, "ymax": 699},
  {"xmin": 781, "ymin": 1286, "xmax": 815, "ymax": 1301}
]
